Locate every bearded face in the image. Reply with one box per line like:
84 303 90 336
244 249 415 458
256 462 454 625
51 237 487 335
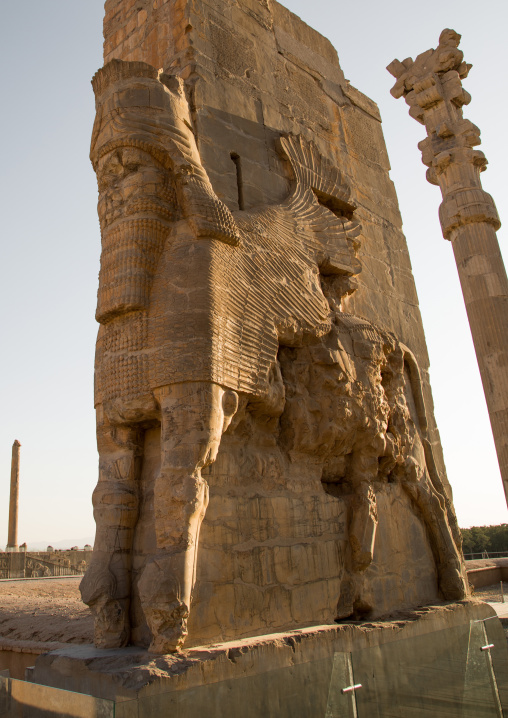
96 146 177 322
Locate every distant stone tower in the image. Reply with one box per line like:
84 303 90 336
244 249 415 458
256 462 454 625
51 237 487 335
6 440 21 552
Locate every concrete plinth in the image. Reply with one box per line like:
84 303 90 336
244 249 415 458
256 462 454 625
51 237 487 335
28 601 506 717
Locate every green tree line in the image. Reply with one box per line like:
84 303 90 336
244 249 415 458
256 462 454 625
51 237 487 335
461 524 508 556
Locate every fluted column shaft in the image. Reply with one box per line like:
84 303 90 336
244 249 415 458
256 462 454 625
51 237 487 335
451 222 508 496
388 29 508 505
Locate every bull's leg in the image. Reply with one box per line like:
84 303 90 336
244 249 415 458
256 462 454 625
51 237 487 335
138 381 238 654
401 457 467 600
335 481 378 620
347 443 382 571
80 407 142 648
336 444 381 620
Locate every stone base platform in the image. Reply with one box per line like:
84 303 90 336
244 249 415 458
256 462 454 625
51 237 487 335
25 601 507 717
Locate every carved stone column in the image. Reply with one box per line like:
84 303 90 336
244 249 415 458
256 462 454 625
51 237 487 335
7 440 21 551
388 29 508 506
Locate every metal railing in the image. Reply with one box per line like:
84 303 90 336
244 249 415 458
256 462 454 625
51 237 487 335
463 550 508 560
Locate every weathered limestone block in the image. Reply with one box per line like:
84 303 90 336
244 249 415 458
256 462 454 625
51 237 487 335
82 0 467 655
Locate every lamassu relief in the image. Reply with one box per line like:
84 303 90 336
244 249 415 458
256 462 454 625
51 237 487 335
80 58 467 655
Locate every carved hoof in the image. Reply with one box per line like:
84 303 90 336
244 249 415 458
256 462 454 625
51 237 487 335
80 566 130 648
335 576 355 620
351 549 374 572
147 605 189 654
90 596 130 649
335 604 354 621
439 561 468 601
138 559 190 654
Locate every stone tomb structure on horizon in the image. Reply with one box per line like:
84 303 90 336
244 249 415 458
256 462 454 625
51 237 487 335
80 0 468 656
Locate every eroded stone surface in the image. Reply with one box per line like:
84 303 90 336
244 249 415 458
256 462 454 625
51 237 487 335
82 1 467 654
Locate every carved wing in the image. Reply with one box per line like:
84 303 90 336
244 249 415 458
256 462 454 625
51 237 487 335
276 134 362 278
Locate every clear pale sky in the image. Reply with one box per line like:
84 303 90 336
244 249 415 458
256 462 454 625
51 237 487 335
0 1 506 547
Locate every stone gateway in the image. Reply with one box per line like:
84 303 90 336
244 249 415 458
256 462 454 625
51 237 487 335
81 0 467 655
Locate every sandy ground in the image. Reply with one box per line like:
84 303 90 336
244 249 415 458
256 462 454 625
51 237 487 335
0 573 506 647
0 577 93 644
472 583 508 604
465 558 508 571
465 558 508 604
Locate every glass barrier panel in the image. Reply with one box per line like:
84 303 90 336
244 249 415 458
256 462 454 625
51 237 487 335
324 651 358 718
463 619 503 717
1 617 507 717
115 656 336 718
0 676 115 718
352 621 475 718
113 697 138 718
483 615 508 712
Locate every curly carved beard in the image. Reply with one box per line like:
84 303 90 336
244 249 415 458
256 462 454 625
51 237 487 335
96 217 170 322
